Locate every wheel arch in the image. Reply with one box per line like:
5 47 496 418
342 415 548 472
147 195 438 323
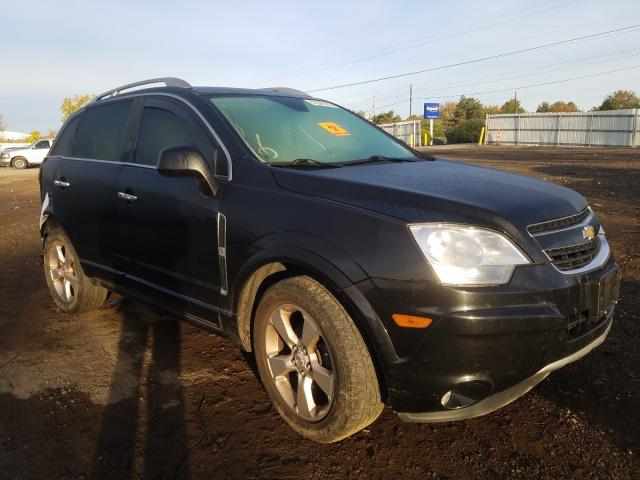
232 246 398 400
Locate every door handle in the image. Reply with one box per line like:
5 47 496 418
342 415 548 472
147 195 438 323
117 191 138 202
54 179 70 188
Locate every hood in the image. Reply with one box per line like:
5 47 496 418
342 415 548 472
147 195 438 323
271 158 587 233
6 147 29 156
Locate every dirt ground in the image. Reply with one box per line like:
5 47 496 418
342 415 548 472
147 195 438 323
0 145 639 480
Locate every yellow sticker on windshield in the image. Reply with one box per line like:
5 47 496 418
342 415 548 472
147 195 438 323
318 122 351 136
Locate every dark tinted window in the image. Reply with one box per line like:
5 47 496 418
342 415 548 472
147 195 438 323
135 107 212 166
50 116 80 156
74 101 133 161
35 140 50 149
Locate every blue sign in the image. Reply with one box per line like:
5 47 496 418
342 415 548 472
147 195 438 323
424 102 440 120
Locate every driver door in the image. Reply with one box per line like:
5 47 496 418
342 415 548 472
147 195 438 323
115 97 225 320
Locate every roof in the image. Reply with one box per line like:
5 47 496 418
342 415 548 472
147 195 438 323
193 86 313 98
87 78 315 108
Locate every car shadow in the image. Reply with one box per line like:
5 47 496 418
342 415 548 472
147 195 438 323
90 300 190 480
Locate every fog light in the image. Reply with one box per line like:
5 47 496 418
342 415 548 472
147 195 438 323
441 380 492 409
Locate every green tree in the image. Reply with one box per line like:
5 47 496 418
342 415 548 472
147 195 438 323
25 130 41 143
536 101 552 113
484 104 501 115
447 119 485 144
596 90 640 111
60 94 94 122
454 96 484 123
551 101 578 112
500 98 525 113
538 101 579 113
354 110 367 119
0 114 5 132
371 111 401 125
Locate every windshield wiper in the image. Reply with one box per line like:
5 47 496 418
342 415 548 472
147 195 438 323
338 155 418 166
270 158 342 168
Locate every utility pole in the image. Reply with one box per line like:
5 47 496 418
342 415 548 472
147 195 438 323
514 91 518 113
371 96 376 119
409 84 413 117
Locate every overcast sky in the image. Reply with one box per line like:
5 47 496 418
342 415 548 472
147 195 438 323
2 0 640 133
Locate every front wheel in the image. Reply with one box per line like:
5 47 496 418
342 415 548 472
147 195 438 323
43 228 108 313
12 157 28 169
253 276 383 443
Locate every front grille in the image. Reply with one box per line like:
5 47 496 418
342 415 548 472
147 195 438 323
528 208 590 234
545 237 600 271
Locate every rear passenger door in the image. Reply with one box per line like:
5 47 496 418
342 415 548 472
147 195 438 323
51 99 134 281
115 97 225 317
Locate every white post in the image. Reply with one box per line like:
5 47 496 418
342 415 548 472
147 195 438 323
484 114 489 145
429 119 434 145
632 108 638 147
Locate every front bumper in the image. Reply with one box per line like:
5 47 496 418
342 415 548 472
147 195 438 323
397 312 612 422
0 158 11 167
362 253 621 419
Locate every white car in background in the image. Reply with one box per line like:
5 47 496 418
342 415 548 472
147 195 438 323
0 139 54 168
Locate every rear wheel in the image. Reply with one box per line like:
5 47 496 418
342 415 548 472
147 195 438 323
253 276 383 443
12 157 28 169
44 228 108 313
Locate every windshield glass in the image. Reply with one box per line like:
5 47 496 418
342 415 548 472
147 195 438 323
208 95 416 165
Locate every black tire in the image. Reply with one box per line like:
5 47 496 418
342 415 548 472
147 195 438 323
12 157 28 169
253 276 383 443
43 227 108 313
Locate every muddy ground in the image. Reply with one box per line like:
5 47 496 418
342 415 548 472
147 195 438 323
0 145 639 479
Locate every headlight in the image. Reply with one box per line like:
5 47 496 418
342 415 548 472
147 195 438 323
409 224 530 286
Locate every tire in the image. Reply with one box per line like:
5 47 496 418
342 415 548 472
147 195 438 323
12 157 28 169
43 227 108 313
253 276 383 443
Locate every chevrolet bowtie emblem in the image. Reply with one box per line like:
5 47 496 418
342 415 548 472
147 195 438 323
582 225 596 241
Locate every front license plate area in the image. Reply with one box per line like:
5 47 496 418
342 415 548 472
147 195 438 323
585 269 620 321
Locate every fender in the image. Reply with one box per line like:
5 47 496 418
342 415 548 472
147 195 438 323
245 230 370 286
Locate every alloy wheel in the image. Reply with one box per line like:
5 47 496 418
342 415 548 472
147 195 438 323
47 242 78 303
263 304 336 421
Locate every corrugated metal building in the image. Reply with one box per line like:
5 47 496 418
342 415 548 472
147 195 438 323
485 109 639 147
378 120 423 147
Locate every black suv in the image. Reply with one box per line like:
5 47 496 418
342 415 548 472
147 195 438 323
40 78 620 442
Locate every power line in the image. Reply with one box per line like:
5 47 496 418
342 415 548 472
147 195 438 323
340 48 640 110
344 47 640 110
362 64 640 111
253 0 579 85
307 24 640 93
419 64 640 100
413 48 640 94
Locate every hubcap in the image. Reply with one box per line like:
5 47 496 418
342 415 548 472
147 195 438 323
47 242 77 303
264 304 335 421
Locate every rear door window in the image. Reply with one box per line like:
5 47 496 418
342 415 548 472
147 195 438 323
50 116 80 157
73 100 133 161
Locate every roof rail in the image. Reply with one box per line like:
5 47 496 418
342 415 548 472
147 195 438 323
91 77 192 103
262 87 310 97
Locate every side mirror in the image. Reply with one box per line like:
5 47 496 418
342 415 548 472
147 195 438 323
157 145 220 196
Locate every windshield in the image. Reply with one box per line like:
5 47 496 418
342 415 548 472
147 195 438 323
208 95 417 165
